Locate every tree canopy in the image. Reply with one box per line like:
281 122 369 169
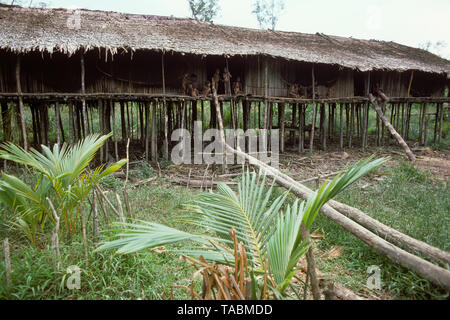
252 0 285 31
187 0 220 23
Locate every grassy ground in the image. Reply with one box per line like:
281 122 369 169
0 169 201 300
311 162 449 300
1 160 448 300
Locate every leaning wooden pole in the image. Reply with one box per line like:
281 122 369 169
211 89 450 291
15 56 27 150
369 94 415 161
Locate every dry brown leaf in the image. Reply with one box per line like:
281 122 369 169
311 231 324 240
324 245 344 259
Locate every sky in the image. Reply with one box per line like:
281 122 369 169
32 0 450 59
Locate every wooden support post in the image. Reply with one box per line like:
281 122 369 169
320 103 326 151
55 102 61 147
43 103 49 146
369 94 415 161
420 103 427 145
243 100 249 132
263 58 269 150
402 103 407 139
433 103 439 144
349 103 354 148
309 65 317 154
15 56 27 150
111 100 118 161
438 103 444 144
162 52 169 158
299 104 304 153
1 102 10 142
279 103 285 153
120 102 126 141
80 53 88 137
99 100 104 161
362 73 370 152
339 103 344 150
145 102 150 162
68 102 74 146
31 104 38 145
151 101 158 161
291 103 296 143
406 103 412 141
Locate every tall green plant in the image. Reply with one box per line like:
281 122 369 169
0 133 127 244
99 156 386 298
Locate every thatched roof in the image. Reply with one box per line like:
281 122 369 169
1 4 449 74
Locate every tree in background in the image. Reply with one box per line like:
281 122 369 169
252 0 285 31
0 0 49 8
419 40 448 59
187 0 220 23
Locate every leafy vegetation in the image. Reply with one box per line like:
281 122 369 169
98 157 385 298
0 134 126 244
187 0 220 23
313 162 449 300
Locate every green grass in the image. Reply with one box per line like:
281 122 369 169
1 160 449 300
312 162 449 300
0 180 201 300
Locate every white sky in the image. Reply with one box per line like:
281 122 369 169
43 0 450 59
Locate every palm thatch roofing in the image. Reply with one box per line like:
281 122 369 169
1 4 449 74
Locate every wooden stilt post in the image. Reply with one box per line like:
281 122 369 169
120 102 126 141
80 53 88 137
362 73 370 152
15 56 27 150
43 103 49 146
339 103 344 150
145 102 150 162
151 101 158 161
438 103 444 144
349 103 354 148
402 103 407 139
161 51 169 158
320 103 326 150
291 103 296 143
406 103 412 141
433 103 439 144
279 103 285 153
299 104 304 153
55 102 61 147
309 65 317 154
1 102 11 142
263 58 269 150
31 104 38 146
98 100 104 161
111 100 118 161
68 102 74 146
420 103 426 145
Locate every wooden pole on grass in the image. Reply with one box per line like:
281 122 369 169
3 238 12 287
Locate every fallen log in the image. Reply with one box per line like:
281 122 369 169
320 279 366 300
211 88 450 291
328 199 450 267
171 177 237 188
